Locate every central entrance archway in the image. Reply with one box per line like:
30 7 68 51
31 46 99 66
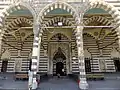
53 47 66 76
48 33 71 75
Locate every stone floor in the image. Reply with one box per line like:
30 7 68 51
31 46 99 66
0 73 120 90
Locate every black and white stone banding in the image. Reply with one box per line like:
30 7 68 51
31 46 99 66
30 24 40 90
75 26 88 90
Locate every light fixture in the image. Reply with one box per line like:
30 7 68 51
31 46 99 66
58 22 63 26
72 57 77 60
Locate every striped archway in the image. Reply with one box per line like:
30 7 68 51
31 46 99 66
0 2 35 27
4 17 33 40
85 0 120 42
83 16 117 39
44 16 74 26
1 17 33 64
6 17 33 30
37 1 78 25
86 0 120 25
42 16 75 34
84 16 113 26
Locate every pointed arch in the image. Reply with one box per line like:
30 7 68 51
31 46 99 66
53 47 66 61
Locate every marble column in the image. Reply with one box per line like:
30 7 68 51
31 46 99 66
29 24 40 90
75 26 88 90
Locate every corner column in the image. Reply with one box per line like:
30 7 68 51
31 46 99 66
75 26 88 90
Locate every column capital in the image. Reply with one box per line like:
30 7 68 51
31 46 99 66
33 23 40 36
75 25 84 33
75 27 83 38
77 25 84 29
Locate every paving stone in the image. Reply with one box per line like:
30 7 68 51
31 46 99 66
0 73 120 90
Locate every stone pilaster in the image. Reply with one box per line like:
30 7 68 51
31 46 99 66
75 26 88 90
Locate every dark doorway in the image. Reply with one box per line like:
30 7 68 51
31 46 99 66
53 47 66 75
114 59 120 72
56 62 64 76
1 60 8 72
85 58 91 73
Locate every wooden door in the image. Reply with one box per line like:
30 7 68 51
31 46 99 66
1 60 8 72
114 59 120 72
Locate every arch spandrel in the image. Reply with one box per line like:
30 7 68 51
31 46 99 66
84 49 91 59
111 47 120 58
1 49 11 59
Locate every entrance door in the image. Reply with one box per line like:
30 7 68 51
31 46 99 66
114 60 120 72
85 58 91 73
56 62 64 76
1 60 8 72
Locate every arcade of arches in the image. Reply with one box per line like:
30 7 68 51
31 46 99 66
1 0 120 89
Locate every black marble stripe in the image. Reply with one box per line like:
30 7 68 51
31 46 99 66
33 45 38 48
32 62 37 66
32 56 37 59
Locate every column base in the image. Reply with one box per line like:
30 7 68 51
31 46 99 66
78 80 89 90
32 78 38 90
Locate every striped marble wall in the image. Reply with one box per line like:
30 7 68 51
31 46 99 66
39 32 48 74
0 15 119 74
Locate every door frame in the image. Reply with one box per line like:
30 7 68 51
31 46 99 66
48 42 71 75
